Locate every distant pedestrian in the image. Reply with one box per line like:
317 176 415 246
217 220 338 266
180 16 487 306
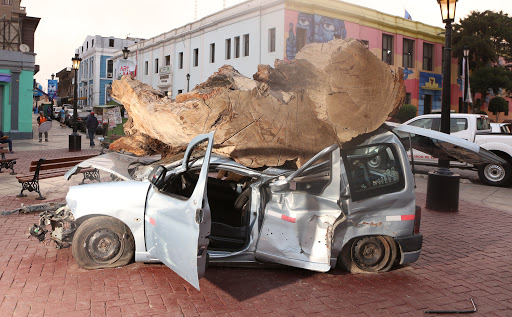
59 106 66 127
0 131 14 153
37 112 49 142
86 111 99 147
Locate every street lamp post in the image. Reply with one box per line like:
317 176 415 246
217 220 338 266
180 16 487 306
69 53 82 152
426 0 460 211
51 73 55 80
463 46 470 113
186 73 191 92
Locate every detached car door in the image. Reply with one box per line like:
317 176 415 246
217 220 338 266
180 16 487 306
393 125 506 165
255 145 344 272
144 132 214 290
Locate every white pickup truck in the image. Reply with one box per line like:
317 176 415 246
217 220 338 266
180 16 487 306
403 114 512 187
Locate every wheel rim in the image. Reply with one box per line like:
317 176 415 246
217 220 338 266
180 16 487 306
484 164 505 182
352 236 390 272
85 229 124 264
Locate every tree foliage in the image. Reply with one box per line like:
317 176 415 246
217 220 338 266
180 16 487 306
470 66 512 96
452 10 512 69
488 96 509 122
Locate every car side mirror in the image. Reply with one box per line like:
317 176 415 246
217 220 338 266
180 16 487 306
150 166 167 188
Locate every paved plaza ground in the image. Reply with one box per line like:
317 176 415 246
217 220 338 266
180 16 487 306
0 116 511 316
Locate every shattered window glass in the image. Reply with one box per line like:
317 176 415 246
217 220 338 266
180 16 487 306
343 144 405 201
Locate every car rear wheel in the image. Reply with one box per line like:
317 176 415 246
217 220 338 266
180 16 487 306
339 235 397 273
72 216 134 269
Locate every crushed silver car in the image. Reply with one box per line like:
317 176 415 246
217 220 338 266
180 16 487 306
30 126 505 290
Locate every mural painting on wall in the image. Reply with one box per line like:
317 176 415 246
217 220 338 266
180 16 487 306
285 11 347 60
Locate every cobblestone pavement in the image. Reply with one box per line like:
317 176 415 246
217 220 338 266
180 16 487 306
0 192 510 316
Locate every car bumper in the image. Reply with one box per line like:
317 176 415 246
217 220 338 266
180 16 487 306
395 234 423 265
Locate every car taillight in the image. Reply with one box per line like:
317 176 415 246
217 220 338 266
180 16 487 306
414 205 421 234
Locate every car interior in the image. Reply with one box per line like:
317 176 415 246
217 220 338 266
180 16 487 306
158 165 257 252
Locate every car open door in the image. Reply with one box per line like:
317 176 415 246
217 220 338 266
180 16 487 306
255 145 344 272
144 132 214 290
393 125 506 165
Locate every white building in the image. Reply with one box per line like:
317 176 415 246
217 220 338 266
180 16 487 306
76 35 143 106
111 0 285 98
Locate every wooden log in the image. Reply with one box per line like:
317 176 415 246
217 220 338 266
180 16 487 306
111 38 405 168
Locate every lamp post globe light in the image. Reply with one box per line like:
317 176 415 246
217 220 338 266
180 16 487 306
69 53 82 152
51 73 55 80
186 73 191 92
426 0 460 212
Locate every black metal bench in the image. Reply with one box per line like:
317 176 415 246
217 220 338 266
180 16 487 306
0 144 16 175
16 154 100 200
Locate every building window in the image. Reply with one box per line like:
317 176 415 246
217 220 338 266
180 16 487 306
243 34 250 57
178 89 183 94
86 42 88 50
210 43 215 63
179 52 183 69
234 36 240 58
107 60 113 78
269 28 276 52
155 58 159 73
403 38 414 68
165 55 171 66
382 34 394 65
144 61 148 75
296 28 307 53
92 39 94 47
2 0 12 5
193 48 199 67
423 43 434 71
226 39 232 60
109 39 114 47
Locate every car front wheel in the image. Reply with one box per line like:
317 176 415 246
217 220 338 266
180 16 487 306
339 235 397 273
72 216 134 269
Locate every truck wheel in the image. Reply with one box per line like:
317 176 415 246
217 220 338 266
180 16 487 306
72 216 134 269
478 162 512 187
338 236 397 273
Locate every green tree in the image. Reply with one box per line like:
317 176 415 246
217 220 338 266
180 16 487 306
452 10 512 68
470 66 512 113
488 96 509 122
452 11 512 113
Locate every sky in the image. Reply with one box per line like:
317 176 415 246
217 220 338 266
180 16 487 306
23 0 512 91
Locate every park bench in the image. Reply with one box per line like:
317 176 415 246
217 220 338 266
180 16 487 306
0 144 16 175
100 134 123 153
16 154 100 200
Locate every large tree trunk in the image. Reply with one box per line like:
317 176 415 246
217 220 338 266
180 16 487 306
111 38 405 168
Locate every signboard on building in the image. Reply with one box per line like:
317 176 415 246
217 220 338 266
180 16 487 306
116 60 136 79
48 80 58 100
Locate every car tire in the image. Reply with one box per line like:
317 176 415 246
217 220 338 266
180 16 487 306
478 160 512 187
338 235 397 273
72 216 134 270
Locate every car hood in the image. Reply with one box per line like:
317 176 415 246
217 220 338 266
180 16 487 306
66 181 151 219
64 152 160 181
393 125 507 164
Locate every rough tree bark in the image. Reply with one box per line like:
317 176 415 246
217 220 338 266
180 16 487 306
111 38 405 168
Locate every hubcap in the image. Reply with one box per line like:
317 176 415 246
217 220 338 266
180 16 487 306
484 164 505 182
86 229 123 263
352 236 390 272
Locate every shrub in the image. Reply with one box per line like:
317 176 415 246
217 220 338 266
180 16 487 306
488 96 509 122
394 104 417 123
